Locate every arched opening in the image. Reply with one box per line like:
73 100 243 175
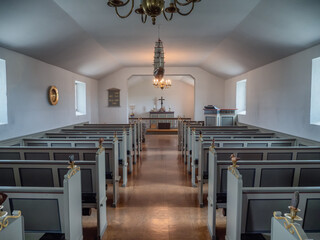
127 75 195 120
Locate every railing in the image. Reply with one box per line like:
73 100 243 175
129 117 191 129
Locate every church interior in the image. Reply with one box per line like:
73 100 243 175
1 1 320 240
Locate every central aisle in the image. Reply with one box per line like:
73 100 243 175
84 135 225 239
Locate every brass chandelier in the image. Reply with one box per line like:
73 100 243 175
107 0 201 25
153 78 172 90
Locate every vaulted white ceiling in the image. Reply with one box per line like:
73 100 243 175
0 0 320 80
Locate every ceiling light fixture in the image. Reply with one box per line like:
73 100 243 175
152 27 171 90
107 0 201 25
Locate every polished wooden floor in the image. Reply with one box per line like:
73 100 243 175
83 135 226 240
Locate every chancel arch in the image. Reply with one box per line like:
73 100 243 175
127 75 195 119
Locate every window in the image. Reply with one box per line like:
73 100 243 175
310 57 320 125
0 59 8 125
236 79 247 115
75 81 86 116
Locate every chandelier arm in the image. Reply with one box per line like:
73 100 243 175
115 0 134 18
176 1 194 16
141 14 147 23
175 0 192 7
163 10 174 21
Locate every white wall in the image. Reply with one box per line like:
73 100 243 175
98 67 224 123
128 77 194 118
0 47 99 141
224 44 320 142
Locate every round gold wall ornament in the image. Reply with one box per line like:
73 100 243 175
48 86 59 105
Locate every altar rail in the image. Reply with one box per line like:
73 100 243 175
129 117 191 130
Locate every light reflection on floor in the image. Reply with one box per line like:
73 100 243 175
83 135 226 240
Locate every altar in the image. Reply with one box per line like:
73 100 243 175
150 111 174 129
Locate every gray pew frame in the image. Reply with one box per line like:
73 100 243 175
192 137 297 187
182 125 258 157
202 146 320 207
184 131 275 171
21 137 126 188
79 122 143 150
0 168 83 240
0 142 120 206
72 123 140 158
0 147 108 239
223 167 320 240
45 130 132 176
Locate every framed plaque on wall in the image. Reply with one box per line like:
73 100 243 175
108 88 120 107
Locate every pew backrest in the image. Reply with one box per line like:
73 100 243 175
0 168 83 239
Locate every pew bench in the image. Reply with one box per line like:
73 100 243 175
0 144 121 204
184 132 276 169
221 167 320 240
21 137 128 187
73 123 141 154
202 147 320 208
44 131 135 174
0 167 83 240
191 138 297 187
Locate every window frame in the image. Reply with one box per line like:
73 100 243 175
236 79 247 115
0 58 8 125
75 80 86 116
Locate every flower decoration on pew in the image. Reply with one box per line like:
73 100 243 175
0 193 21 232
230 154 240 169
99 138 104 149
228 154 240 178
67 155 80 179
285 191 303 223
211 139 216 148
273 192 303 236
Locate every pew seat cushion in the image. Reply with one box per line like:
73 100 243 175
203 172 208 180
40 233 65 240
119 159 123 165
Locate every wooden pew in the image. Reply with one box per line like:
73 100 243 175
44 131 133 178
25 136 128 187
192 137 297 186
182 125 252 157
201 146 320 208
222 166 320 240
184 130 275 170
0 147 108 238
185 131 276 173
0 166 83 240
76 123 141 154
178 120 204 152
0 141 121 201
21 137 127 188
48 127 136 169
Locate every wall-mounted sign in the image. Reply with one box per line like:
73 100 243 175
48 86 59 105
108 88 120 107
